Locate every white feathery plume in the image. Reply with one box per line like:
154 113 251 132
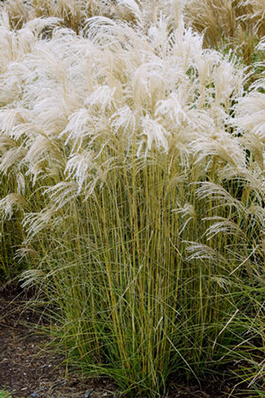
236 88 265 141
0 146 26 174
148 16 172 56
59 108 97 152
172 203 196 217
247 203 265 227
25 163 46 186
242 132 265 171
155 91 189 128
139 115 171 156
0 62 30 106
17 171 26 196
131 60 166 110
25 135 62 168
185 242 228 265
212 57 244 108
0 108 31 136
196 182 246 213
64 150 96 193
23 206 59 240
117 0 143 24
0 193 27 220
0 25 19 68
203 217 245 241
172 203 197 236
0 135 17 155
192 130 246 170
84 85 117 112
44 181 80 209
171 25 203 71
84 16 122 47
24 17 59 36
110 105 136 135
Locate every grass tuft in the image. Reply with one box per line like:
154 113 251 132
0 1 264 396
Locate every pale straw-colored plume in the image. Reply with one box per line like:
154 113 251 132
0 193 27 220
0 2 254 240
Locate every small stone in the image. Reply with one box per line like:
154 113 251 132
84 388 94 397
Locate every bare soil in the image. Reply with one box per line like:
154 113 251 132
0 287 257 398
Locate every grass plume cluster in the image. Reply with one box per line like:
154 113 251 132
183 0 265 77
0 0 264 396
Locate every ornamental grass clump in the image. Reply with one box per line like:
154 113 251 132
0 1 264 395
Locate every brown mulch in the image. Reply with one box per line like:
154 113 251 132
0 287 257 398
0 288 119 398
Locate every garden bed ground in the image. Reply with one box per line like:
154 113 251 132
0 288 254 398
